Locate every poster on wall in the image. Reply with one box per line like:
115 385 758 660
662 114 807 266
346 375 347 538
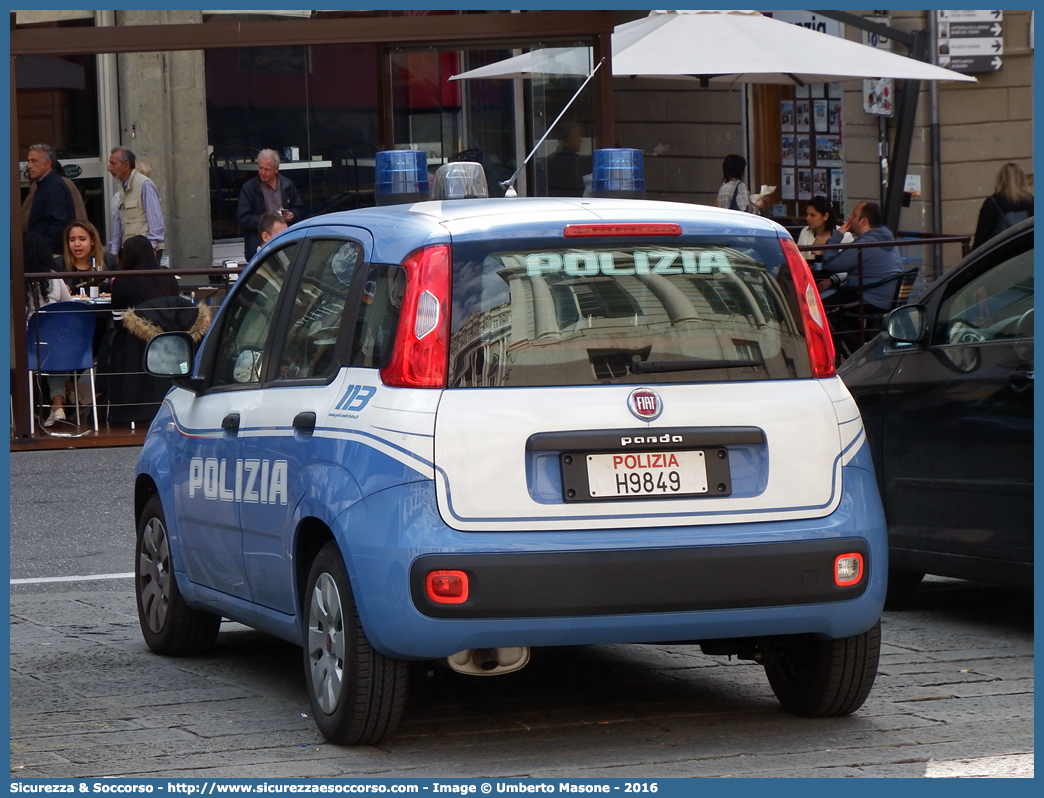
828 100 842 133
781 100 794 132
812 168 829 198
781 166 795 200
815 135 842 167
810 83 826 99
831 169 845 204
795 84 810 98
781 135 795 164
795 100 811 132
796 137 811 166
828 82 843 98
797 168 813 201
813 99 829 133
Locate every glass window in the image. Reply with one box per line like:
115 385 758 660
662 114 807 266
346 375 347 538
276 239 362 381
448 236 810 387
932 246 1034 346
210 244 298 388
350 264 407 369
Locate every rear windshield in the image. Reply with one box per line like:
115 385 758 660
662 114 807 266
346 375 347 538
449 235 811 387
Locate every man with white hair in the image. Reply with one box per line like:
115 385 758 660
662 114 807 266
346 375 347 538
236 148 304 260
25 143 75 254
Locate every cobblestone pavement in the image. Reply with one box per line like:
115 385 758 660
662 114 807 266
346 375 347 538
9 578 1033 778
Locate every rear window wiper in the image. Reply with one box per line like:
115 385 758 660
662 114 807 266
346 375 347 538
630 358 765 374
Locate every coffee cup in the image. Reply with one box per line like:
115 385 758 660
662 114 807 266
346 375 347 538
89 286 100 299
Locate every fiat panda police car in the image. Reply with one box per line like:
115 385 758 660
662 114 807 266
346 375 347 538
135 151 886 745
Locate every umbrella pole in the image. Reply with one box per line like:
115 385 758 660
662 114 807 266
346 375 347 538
501 58 605 191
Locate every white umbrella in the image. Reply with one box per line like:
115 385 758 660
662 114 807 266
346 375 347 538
452 10 976 85
450 47 590 81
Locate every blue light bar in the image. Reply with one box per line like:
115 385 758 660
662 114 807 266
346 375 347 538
375 150 430 205
590 148 645 199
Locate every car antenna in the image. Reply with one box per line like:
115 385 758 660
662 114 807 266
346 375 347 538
501 57 605 196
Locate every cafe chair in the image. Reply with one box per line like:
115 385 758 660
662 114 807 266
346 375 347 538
26 301 99 435
829 266 921 362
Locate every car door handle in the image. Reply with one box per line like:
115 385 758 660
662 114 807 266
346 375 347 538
1008 365 1034 390
293 411 316 434
221 413 241 435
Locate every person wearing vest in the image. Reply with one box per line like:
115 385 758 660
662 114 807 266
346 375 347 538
107 146 166 260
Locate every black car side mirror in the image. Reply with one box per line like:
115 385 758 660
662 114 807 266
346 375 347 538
884 305 927 343
144 331 205 394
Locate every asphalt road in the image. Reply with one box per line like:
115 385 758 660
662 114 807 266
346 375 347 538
8 447 1035 778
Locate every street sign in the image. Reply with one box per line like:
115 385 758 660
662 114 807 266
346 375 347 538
936 10 1004 73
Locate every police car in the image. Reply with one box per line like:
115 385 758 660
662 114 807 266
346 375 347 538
135 151 886 745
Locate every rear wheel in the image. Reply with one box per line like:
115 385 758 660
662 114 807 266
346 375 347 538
763 622 880 717
135 494 221 655
303 542 409 745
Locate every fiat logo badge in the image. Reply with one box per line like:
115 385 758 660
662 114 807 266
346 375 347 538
627 388 662 421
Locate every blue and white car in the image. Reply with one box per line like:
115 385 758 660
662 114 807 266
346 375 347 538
136 194 886 744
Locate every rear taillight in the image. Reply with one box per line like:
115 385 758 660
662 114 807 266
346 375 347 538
380 244 451 388
780 238 835 378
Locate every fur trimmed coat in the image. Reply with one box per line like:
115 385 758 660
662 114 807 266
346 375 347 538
100 297 212 424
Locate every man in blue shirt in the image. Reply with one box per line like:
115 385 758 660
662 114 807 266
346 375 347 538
817 201 903 311
26 144 74 255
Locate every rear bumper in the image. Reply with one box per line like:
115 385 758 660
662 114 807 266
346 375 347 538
335 461 886 659
410 538 868 619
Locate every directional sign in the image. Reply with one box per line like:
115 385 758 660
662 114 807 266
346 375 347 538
938 55 1004 73
937 10 1002 22
936 10 1003 73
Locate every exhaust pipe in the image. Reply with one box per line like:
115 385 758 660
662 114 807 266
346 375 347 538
446 646 530 676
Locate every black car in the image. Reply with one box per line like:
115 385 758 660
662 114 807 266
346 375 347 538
839 217 1033 596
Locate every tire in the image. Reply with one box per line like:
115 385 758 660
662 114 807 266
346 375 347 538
885 570 924 609
303 542 409 745
135 494 221 655
763 621 881 718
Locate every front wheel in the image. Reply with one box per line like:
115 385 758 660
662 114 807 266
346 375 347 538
303 542 409 745
763 622 881 717
135 494 221 655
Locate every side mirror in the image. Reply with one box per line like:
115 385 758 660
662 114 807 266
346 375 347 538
144 332 205 393
885 305 927 343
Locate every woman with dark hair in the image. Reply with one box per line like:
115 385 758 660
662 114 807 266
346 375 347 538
102 235 211 425
796 196 853 265
58 220 117 295
110 235 179 310
972 162 1034 250
23 232 75 427
715 154 767 214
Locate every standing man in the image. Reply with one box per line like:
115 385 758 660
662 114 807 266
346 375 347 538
817 201 903 312
237 149 304 260
25 144 75 255
22 153 87 237
108 146 166 259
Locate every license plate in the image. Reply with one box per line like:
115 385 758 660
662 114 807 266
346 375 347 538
586 450 708 498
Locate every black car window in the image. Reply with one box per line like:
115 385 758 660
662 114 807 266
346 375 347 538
349 263 407 369
932 245 1034 346
274 239 361 381
209 244 298 388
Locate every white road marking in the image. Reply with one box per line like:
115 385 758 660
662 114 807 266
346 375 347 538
10 572 135 585
925 753 1034 778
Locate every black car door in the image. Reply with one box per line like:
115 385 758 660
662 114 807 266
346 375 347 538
881 233 1033 573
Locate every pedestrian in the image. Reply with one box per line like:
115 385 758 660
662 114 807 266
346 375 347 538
23 232 74 428
236 148 304 260
24 144 76 255
21 153 87 236
715 154 765 214
58 220 117 295
258 211 289 250
972 162 1034 251
817 201 903 311
107 146 166 260
796 195 852 266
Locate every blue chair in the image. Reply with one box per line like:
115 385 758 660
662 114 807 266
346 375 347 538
26 301 99 434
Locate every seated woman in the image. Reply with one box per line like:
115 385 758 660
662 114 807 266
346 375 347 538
796 195 853 269
101 236 211 424
58 220 117 295
23 232 74 428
